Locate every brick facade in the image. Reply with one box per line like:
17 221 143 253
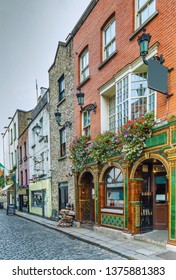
73 0 176 138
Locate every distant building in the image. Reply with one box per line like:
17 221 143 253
2 109 32 209
28 88 52 218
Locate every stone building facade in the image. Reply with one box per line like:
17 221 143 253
49 39 75 215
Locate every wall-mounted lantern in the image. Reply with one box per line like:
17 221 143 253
137 29 173 97
33 123 48 142
54 110 72 128
76 89 97 113
137 29 165 65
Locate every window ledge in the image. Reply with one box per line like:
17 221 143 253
129 11 159 41
101 208 123 214
57 97 66 107
98 50 117 70
77 76 90 90
58 155 67 161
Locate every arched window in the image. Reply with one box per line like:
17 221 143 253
105 167 124 208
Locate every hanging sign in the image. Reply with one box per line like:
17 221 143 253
148 59 168 94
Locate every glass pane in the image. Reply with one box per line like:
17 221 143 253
149 0 155 16
141 7 148 24
131 97 147 119
138 0 147 9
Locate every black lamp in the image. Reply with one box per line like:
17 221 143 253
137 29 165 65
76 89 84 107
76 89 97 113
54 110 72 128
33 123 48 142
137 29 151 65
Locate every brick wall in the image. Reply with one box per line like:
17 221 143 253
73 0 176 138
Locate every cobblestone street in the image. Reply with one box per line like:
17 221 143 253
0 210 127 260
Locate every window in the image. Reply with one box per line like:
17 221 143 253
10 129 13 144
80 48 89 82
21 171 23 186
31 190 43 207
83 110 90 136
24 141 27 159
60 128 66 157
14 123 16 140
58 75 65 102
116 73 155 130
106 167 124 208
25 169 28 186
109 95 116 132
136 0 156 28
19 146 22 162
59 182 68 210
40 152 44 172
11 152 14 168
103 18 116 60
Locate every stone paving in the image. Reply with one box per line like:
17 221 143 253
0 210 127 260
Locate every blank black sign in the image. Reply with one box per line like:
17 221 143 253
7 204 15 215
148 59 168 94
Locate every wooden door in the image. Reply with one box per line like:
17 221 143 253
153 175 168 230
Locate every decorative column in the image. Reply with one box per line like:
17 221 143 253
73 171 80 222
129 178 143 235
93 165 100 225
164 147 176 246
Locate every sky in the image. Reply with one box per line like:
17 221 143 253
0 0 91 163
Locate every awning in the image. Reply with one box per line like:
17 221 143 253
0 184 13 192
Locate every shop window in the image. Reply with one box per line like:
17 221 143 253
58 74 65 102
105 167 124 208
103 18 116 61
59 182 68 210
80 48 89 82
31 190 42 207
136 0 156 28
83 110 90 136
60 127 66 157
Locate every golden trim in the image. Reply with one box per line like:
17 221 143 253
130 153 169 179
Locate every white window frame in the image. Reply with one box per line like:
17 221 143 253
100 45 158 133
82 110 90 136
135 0 156 29
103 18 116 61
80 48 89 82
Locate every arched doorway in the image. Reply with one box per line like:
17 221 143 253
79 172 95 223
133 157 168 230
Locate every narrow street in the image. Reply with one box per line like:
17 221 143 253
0 210 127 260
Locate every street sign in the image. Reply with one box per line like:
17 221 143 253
148 59 168 94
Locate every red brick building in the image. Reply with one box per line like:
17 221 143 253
72 0 176 248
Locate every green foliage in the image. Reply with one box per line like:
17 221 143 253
69 136 90 172
89 131 119 163
69 112 154 172
119 112 154 162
